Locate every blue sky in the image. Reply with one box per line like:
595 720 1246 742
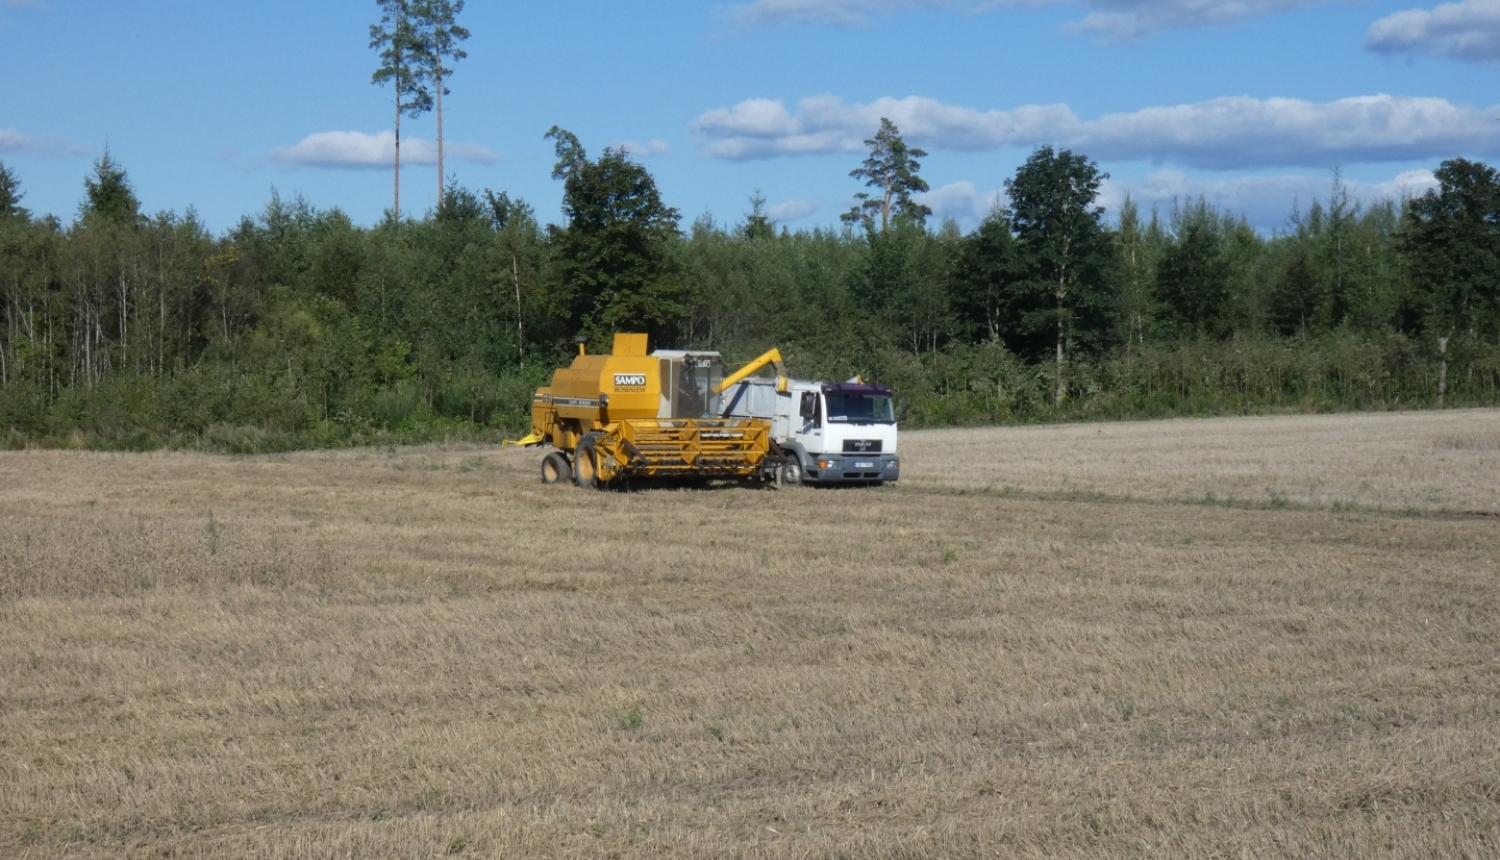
2 0 1497 235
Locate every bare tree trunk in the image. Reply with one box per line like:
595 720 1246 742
436 69 445 207
80 304 89 390
882 176 892 231
96 318 108 384
1055 273 1068 406
117 271 127 373
159 260 166 376
393 89 402 220
1054 244 1071 407
512 251 524 366
1437 335 1449 407
1056 311 1065 406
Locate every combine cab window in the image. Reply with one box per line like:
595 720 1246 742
670 356 723 418
825 393 895 424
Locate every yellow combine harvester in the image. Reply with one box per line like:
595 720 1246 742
515 333 784 488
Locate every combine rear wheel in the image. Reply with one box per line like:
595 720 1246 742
574 433 604 489
540 451 572 485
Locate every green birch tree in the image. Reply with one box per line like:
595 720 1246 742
544 127 684 344
1005 146 1116 403
1399 157 1500 402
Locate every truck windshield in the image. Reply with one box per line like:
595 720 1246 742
824 394 894 424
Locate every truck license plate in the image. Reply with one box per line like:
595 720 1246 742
855 461 874 468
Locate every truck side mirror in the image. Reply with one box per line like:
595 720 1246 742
899 396 910 423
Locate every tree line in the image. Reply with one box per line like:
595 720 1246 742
0 120 1498 452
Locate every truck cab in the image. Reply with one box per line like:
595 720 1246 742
722 377 900 486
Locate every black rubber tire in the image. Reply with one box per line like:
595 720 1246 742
574 432 603 489
779 457 804 487
540 451 572 485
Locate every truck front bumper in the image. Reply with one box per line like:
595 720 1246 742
804 454 900 484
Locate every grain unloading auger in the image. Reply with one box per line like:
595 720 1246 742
514 333 786 488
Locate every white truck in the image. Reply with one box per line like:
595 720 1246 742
720 373 901 487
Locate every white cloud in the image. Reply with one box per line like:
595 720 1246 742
270 131 497 169
1366 0 1500 62
766 199 821 221
0 127 89 156
693 93 1500 169
1080 95 1497 168
1061 0 1322 43
729 0 953 28
916 180 1007 224
728 0 1329 40
613 139 674 158
1099 169 1439 232
0 0 42 33
692 94 1074 160
444 141 501 164
841 168 1436 234
1373 168 1441 199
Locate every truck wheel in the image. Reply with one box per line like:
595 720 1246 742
779 457 803 487
540 451 571 485
574 433 603 489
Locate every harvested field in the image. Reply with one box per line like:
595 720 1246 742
2 409 1498 858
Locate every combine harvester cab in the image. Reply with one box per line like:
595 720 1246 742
524 333 774 488
721 374 901 487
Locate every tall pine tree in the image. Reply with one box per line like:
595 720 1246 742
370 0 433 220
842 118 931 232
411 0 469 207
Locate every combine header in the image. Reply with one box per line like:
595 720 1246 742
516 333 779 488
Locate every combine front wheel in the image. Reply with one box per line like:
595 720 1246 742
540 451 572 485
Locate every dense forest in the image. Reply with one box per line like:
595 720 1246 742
1 125 1498 452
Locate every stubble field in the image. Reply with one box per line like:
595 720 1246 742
2 409 1498 858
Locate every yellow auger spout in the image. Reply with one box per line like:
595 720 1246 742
716 347 784 394
501 431 546 448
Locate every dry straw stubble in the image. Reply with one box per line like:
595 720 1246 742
2 410 1499 858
